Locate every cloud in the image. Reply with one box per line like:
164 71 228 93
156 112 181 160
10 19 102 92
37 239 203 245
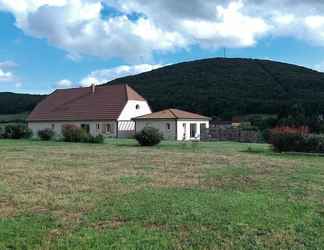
313 62 324 72
56 79 74 88
0 61 20 84
80 64 163 86
1 0 324 61
0 60 18 69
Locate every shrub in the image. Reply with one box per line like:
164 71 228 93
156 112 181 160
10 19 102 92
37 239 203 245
86 134 104 144
135 127 163 146
262 129 271 143
62 124 87 142
4 124 33 139
270 128 324 153
270 131 304 152
0 126 4 139
62 124 104 144
271 126 309 135
38 129 55 141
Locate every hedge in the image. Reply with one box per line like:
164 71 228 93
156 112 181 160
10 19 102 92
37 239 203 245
2 124 32 139
62 124 104 144
270 130 324 153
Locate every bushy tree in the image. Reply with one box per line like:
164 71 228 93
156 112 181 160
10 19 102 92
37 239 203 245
38 129 55 141
62 125 87 142
0 126 4 139
270 127 324 153
135 127 163 146
4 124 32 139
62 125 104 144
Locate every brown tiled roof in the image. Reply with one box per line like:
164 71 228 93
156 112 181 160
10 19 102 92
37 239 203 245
27 84 146 122
133 109 211 120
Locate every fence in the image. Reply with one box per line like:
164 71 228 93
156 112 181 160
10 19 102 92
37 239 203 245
201 127 261 143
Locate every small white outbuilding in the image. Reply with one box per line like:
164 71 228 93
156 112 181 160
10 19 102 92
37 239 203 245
133 109 211 141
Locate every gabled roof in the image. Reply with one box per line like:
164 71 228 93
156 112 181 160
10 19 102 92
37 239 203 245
133 109 211 120
27 84 146 122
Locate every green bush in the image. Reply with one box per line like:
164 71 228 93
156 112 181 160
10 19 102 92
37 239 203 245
62 125 104 144
4 124 32 139
0 126 4 139
135 127 163 146
62 124 87 142
86 134 104 144
38 129 55 141
270 131 324 153
261 129 271 143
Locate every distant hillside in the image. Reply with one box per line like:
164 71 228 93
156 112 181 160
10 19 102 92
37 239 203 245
0 92 44 115
109 58 324 118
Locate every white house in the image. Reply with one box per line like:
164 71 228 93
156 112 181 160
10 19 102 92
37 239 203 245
27 84 151 138
133 109 211 141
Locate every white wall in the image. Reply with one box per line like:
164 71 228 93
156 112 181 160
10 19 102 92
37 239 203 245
28 121 117 138
118 100 151 122
176 120 209 141
135 120 177 140
117 100 151 138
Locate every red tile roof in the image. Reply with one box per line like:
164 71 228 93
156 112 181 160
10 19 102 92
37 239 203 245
27 84 146 122
133 109 211 120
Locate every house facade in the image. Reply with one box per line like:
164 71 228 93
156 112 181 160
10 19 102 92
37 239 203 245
133 109 211 141
27 84 151 138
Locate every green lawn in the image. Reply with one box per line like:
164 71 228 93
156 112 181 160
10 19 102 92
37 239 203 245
0 139 324 249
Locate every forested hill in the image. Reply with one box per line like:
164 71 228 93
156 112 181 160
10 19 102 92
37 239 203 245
1 58 324 119
108 58 324 118
0 92 44 115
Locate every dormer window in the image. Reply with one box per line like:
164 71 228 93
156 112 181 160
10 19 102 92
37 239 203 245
136 104 140 110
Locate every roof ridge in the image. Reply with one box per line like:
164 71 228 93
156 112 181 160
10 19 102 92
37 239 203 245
124 84 130 101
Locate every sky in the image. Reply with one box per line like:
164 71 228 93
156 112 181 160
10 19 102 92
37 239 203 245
0 0 324 94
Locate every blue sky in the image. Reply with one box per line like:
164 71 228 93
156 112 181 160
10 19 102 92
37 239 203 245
0 0 324 94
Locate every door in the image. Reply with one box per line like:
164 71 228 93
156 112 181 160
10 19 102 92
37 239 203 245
190 123 197 138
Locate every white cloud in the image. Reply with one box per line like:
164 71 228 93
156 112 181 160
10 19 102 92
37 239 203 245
314 62 324 72
0 68 14 82
181 1 269 48
0 60 18 69
305 16 324 29
56 79 74 88
1 0 324 61
80 64 163 86
0 61 19 84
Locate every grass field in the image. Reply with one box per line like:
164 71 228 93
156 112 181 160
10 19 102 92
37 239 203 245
0 139 324 249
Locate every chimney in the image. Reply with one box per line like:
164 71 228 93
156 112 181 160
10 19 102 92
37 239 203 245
91 84 95 95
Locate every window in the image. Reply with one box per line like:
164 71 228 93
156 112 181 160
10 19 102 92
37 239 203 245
81 124 90 134
166 123 171 130
136 104 140 110
104 124 112 133
51 124 55 130
96 123 100 130
190 123 197 138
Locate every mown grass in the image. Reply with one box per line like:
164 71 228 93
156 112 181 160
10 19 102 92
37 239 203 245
0 139 324 249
